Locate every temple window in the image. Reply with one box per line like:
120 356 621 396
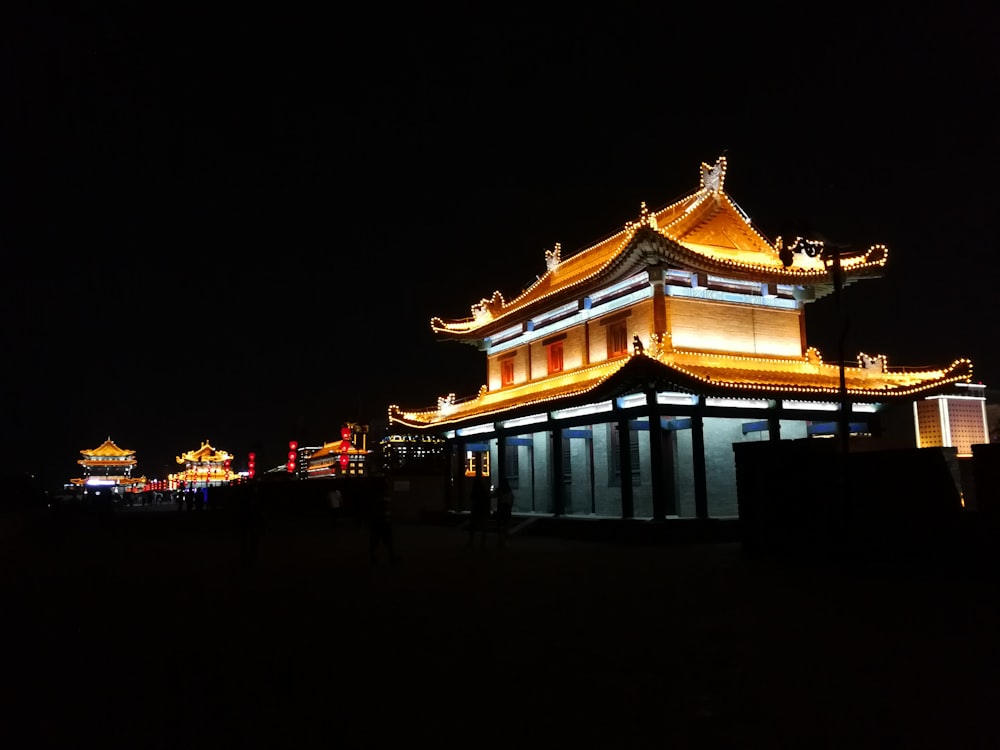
546 340 564 374
608 319 628 358
501 358 515 386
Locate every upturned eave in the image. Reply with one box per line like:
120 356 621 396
388 351 972 432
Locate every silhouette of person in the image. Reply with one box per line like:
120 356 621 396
467 476 490 547
369 480 399 564
495 477 514 548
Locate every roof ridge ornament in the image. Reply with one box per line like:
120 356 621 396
624 201 659 235
471 290 505 322
544 242 562 271
437 393 457 416
700 155 727 197
858 352 888 373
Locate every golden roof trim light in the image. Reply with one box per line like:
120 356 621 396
388 349 974 430
309 440 368 458
79 437 136 459
175 440 233 465
430 156 888 337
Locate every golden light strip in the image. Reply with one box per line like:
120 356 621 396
430 158 889 336
390 354 973 428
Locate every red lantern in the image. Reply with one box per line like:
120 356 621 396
289 440 298 451
287 461 295 472
248 452 256 479
340 427 351 441
339 454 349 469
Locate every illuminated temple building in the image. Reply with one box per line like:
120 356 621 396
170 440 236 488
70 437 144 490
388 156 975 520
304 426 372 479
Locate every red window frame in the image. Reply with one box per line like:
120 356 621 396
547 341 564 374
608 320 628 358
501 358 515 386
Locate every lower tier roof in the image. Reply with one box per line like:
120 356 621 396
388 350 973 431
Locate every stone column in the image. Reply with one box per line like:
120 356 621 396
497 433 507 480
768 412 782 442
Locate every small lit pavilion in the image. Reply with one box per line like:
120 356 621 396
171 440 237 488
389 156 974 520
70 437 144 490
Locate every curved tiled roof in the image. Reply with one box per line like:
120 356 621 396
431 156 887 339
388 350 972 431
176 441 232 464
80 438 135 458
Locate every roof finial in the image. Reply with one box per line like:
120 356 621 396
700 155 727 196
545 242 561 271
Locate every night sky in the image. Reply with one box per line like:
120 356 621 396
3 5 999 491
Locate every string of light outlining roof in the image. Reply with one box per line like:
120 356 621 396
402 156 971 435
430 156 889 337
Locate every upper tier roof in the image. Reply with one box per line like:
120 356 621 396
80 438 135 458
431 156 887 340
176 441 232 464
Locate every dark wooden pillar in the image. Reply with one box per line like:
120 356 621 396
550 426 564 516
647 392 666 521
497 433 507 481
648 265 667 340
768 413 782 442
454 439 467 512
691 408 708 520
443 438 455 512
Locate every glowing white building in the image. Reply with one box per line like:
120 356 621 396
914 384 989 457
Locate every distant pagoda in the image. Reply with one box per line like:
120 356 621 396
171 440 236 488
303 425 372 479
70 437 144 489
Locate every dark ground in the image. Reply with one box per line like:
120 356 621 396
1 505 998 749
